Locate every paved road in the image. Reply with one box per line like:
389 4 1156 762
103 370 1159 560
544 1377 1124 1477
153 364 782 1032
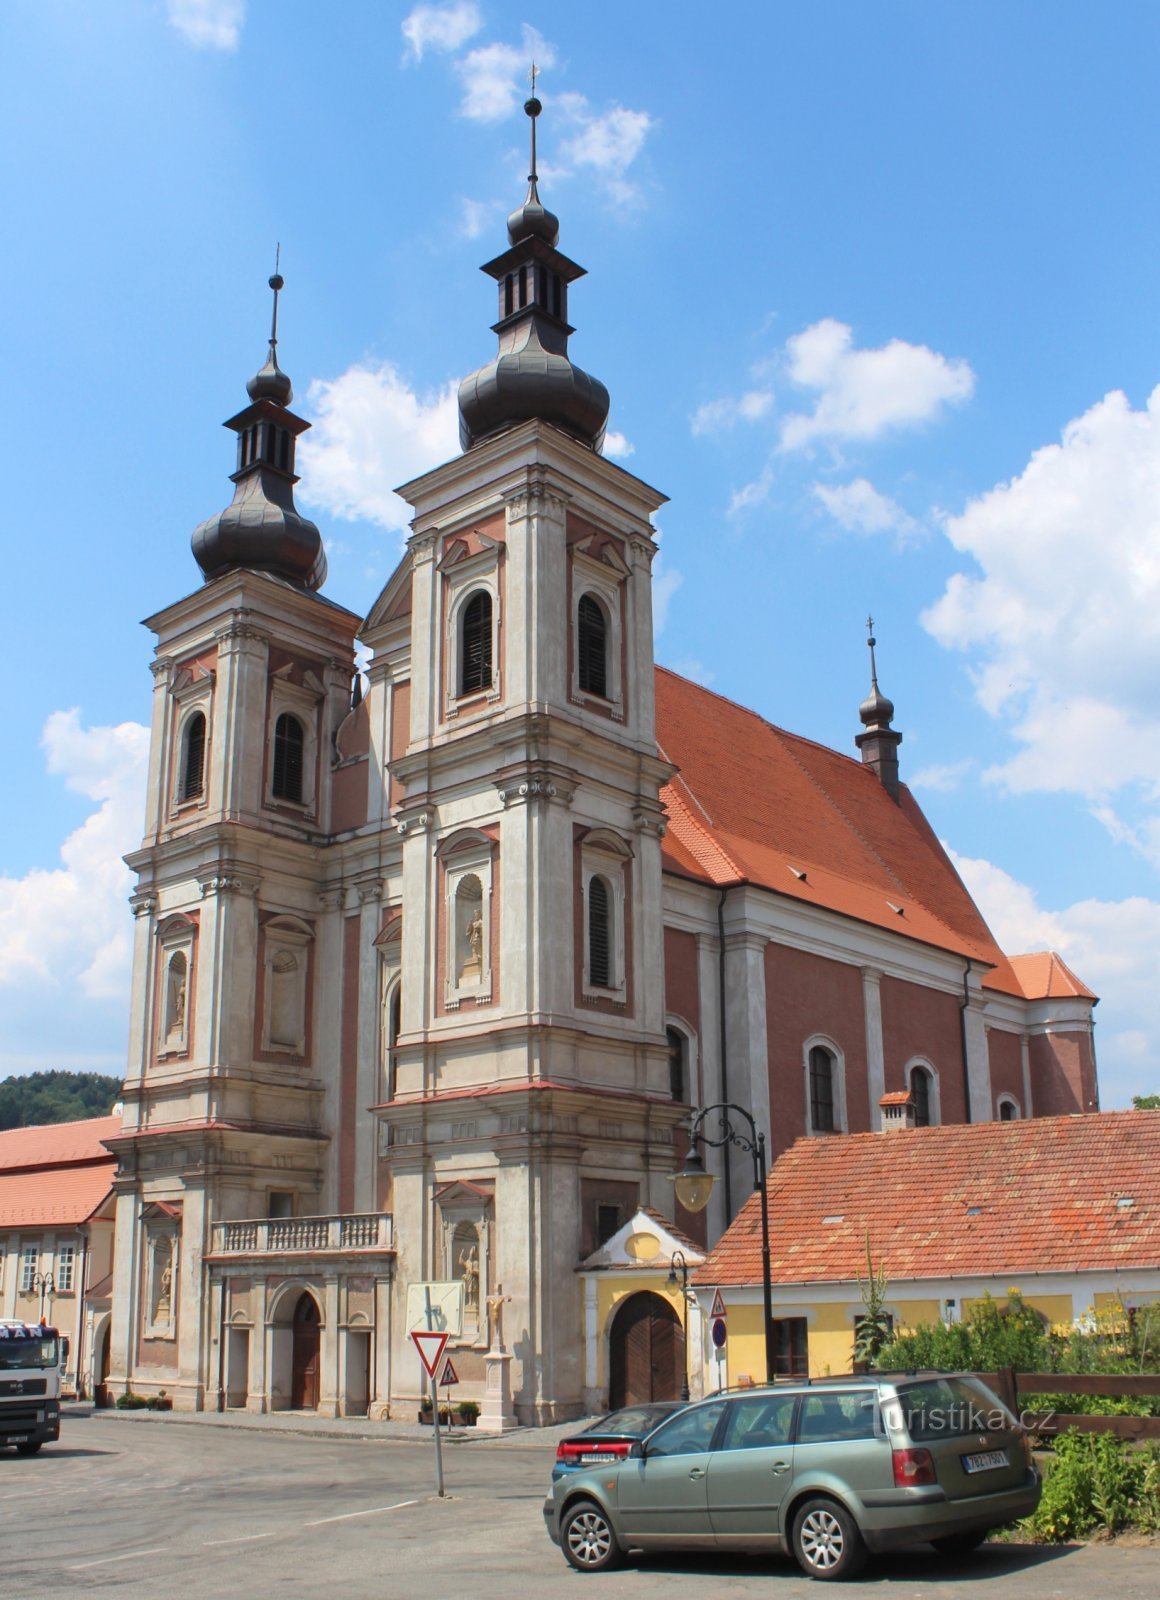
1 1413 1156 1599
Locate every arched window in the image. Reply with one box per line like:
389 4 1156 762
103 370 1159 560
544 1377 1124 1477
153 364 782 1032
667 1027 687 1102
384 984 401 1100
809 1045 836 1133
577 594 608 698
180 712 206 802
999 1097 1020 1121
460 591 493 695
272 713 305 802
910 1066 932 1127
587 875 611 988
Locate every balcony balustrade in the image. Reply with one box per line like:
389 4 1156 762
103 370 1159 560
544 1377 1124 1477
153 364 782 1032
210 1212 393 1257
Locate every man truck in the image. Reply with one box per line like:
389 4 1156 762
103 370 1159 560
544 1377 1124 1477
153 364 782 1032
0 1320 61 1454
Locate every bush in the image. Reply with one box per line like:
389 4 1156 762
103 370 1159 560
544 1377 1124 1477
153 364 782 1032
115 1392 151 1410
1026 1431 1160 1541
876 1289 1049 1373
456 1400 480 1423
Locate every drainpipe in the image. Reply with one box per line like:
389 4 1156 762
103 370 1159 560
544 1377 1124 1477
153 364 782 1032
717 887 733 1221
216 1270 227 1411
959 962 973 1123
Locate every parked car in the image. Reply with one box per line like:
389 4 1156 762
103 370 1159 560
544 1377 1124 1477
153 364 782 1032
552 1402 689 1482
543 1373 1040 1580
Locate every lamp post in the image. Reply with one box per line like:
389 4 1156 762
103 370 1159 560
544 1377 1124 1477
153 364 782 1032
34 1269 56 1322
672 1103 775 1385
666 1249 691 1402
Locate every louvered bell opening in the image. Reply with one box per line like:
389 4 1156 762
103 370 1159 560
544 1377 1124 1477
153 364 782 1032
577 594 608 698
272 713 305 803
588 876 611 988
181 712 206 801
460 591 493 695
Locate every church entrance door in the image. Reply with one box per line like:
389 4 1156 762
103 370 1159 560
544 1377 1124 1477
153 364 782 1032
608 1291 683 1408
290 1293 321 1410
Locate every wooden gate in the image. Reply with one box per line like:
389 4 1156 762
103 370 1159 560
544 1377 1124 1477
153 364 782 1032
290 1293 321 1410
609 1292 683 1408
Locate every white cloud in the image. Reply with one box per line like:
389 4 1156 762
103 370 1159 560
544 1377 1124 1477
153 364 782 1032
603 429 634 459
0 712 148 1000
458 197 498 238
298 362 460 533
652 555 683 636
167 0 244 51
947 846 1160 1109
923 387 1160 853
780 318 974 451
727 464 774 517
556 100 654 203
455 28 556 122
691 390 773 437
663 656 715 686
401 1 481 62
910 759 973 793
812 476 920 540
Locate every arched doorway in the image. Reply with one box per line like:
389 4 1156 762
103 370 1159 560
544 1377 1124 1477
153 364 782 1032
290 1293 321 1410
608 1291 683 1408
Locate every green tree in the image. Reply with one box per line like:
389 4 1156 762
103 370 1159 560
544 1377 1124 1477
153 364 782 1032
1132 1093 1160 1110
0 1071 121 1131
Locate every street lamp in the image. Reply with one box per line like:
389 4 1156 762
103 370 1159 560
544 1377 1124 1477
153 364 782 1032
34 1270 56 1322
672 1102 776 1385
665 1249 691 1402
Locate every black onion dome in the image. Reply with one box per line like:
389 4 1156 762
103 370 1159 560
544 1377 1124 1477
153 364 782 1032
246 348 293 407
507 178 559 247
458 322 609 452
859 682 896 728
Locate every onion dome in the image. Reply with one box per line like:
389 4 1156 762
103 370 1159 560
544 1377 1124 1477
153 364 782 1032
458 94 609 453
191 269 327 592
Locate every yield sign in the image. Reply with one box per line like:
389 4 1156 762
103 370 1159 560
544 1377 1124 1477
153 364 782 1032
710 1288 727 1320
439 1357 460 1387
411 1328 450 1379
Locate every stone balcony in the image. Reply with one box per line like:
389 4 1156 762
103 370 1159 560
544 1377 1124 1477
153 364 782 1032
209 1212 394 1258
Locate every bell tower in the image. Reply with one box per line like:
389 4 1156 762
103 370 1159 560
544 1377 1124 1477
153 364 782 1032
369 95 685 1422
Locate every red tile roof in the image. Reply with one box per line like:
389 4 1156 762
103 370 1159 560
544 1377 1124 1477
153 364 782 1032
654 668 1093 1002
0 1115 120 1228
1008 951 1097 1001
695 1110 1160 1287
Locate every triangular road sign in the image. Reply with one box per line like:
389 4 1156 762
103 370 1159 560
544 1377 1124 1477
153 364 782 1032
411 1328 450 1379
710 1288 727 1320
439 1357 460 1387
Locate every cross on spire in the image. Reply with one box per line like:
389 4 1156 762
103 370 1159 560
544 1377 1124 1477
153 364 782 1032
866 614 880 687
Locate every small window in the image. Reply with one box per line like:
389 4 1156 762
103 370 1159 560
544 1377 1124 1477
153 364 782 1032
667 1027 687 1102
267 1191 295 1219
383 983 402 1101
180 711 206 802
587 875 612 988
460 591 493 695
809 1046 835 1133
56 1244 76 1294
504 274 514 317
773 1316 809 1379
272 713 305 802
20 1246 38 1294
999 1098 1019 1121
577 594 608 698
911 1066 931 1127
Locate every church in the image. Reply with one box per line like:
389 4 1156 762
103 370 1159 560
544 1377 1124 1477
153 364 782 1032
105 98 1099 1423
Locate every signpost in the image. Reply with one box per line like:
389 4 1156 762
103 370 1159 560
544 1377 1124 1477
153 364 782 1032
410 1280 465 1499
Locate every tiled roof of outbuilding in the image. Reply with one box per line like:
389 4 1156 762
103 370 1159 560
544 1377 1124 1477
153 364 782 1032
695 1111 1160 1288
0 1115 120 1228
654 667 1093 1003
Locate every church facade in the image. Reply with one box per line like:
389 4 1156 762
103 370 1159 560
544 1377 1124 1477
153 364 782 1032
105 103 1098 1422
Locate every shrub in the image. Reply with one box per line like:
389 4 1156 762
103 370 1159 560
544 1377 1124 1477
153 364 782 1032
115 1392 151 1410
1026 1431 1160 1541
456 1399 480 1423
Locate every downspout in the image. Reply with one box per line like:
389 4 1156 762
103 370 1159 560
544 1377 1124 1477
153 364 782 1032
74 1233 90 1401
717 886 733 1221
959 961 973 1123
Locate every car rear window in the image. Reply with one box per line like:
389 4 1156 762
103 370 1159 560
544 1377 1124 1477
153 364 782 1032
589 1406 675 1436
893 1378 1006 1441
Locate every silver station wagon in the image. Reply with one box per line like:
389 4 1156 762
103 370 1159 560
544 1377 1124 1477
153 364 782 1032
543 1374 1040 1580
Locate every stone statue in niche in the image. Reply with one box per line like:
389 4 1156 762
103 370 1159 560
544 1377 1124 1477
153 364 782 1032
164 954 187 1048
152 1238 175 1329
460 1245 480 1312
457 880 484 984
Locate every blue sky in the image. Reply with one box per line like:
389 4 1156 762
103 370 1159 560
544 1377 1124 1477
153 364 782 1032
1 1 1157 1106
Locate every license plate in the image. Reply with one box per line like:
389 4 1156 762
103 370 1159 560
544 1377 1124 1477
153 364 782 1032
580 1452 609 1463
7 1435 30 1444
963 1449 1008 1473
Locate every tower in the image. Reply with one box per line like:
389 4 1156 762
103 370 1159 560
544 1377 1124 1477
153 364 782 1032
366 96 685 1420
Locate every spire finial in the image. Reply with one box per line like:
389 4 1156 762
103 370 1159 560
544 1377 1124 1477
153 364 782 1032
866 613 879 688
525 62 541 183
268 242 283 355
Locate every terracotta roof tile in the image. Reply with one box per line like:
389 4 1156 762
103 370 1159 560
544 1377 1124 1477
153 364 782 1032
695 1110 1160 1287
0 1116 122 1172
1009 951 1098 1001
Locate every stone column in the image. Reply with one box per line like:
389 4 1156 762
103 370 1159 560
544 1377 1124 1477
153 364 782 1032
862 967 886 1128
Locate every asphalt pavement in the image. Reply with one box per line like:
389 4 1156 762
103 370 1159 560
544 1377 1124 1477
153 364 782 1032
1 1409 1156 1599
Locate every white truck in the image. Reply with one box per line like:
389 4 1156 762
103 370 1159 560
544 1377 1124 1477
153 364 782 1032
0 1320 61 1454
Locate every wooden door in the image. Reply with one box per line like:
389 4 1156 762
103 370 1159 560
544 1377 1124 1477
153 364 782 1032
291 1293 321 1410
609 1292 683 1408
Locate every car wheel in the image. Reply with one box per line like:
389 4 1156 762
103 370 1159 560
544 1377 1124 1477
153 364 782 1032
15 1441 43 1456
931 1529 988 1555
791 1496 866 1582
561 1499 624 1573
